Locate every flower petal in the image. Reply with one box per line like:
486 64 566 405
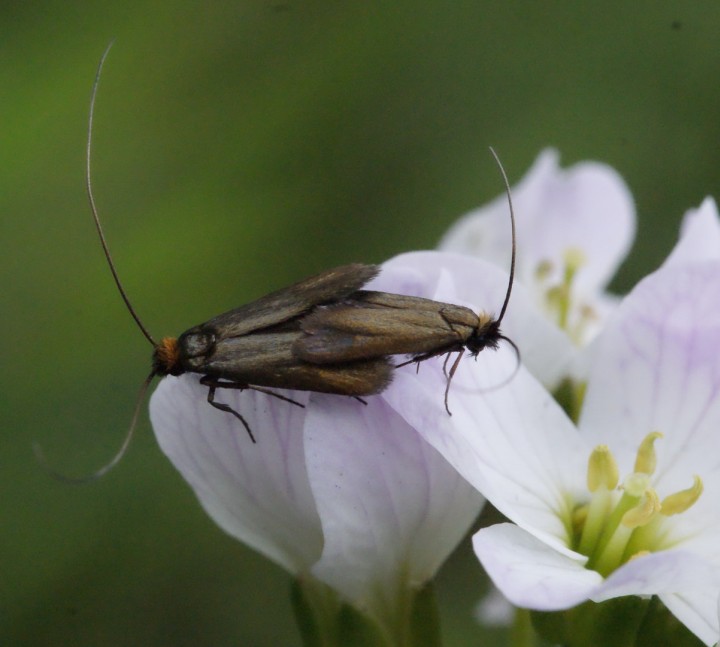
475 524 720 645
383 347 588 555
592 550 720 601
579 262 720 488
306 394 483 620
473 523 601 610
439 149 635 295
661 589 720 646
664 198 720 268
150 375 323 574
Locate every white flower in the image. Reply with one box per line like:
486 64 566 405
382 240 720 645
440 149 636 377
149 338 483 634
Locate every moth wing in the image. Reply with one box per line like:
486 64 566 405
199 264 380 339
200 330 392 395
350 290 458 311
295 300 477 363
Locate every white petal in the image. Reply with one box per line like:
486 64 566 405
661 589 720 646
592 550 720 601
664 198 720 267
375 250 575 387
384 349 588 555
150 375 323 574
307 394 483 618
473 524 601 610
580 263 720 488
439 148 635 295
476 523 720 643
597 554 720 644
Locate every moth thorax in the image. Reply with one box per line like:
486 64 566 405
153 337 183 376
178 331 215 358
466 314 501 356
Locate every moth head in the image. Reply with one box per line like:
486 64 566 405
466 315 501 356
152 337 183 376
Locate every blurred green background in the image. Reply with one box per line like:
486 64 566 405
4 2 720 645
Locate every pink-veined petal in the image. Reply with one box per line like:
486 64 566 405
306 394 483 621
580 263 720 489
150 375 323 574
384 349 588 555
664 198 720 268
439 148 635 295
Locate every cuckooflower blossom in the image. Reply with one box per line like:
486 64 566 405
148 268 488 636
149 246 557 637
382 246 720 644
439 149 636 383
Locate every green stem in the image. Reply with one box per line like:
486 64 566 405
510 608 537 647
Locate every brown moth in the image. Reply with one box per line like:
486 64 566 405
293 148 518 414
37 44 392 481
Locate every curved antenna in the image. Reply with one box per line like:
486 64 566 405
488 146 516 326
87 41 157 347
34 371 156 484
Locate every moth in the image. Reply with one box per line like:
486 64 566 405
151 262 394 440
293 148 519 414
37 44 392 482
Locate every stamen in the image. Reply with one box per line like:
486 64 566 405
594 490 660 575
661 475 703 516
622 488 661 528
578 446 618 557
571 431 703 579
633 431 663 475
587 445 619 491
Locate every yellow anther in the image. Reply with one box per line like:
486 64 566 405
634 431 664 475
587 445 619 491
661 475 704 516
622 489 660 529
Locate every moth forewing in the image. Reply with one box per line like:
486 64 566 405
294 294 479 363
153 264 382 376
179 328 392 396
200 263 380 339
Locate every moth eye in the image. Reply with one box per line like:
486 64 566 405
181 332 216 358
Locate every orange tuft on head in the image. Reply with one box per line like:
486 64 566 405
152 337 182 376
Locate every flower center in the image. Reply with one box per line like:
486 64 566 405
570 432 703 577
535 247 598 345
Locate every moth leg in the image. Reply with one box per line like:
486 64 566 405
442 351 455 378
249 386 306 408
353 396 368 405
200 377 256 443
396 353 432 369
201 377 305 409
444 348 465 416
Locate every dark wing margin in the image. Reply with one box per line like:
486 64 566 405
200 264 380 339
